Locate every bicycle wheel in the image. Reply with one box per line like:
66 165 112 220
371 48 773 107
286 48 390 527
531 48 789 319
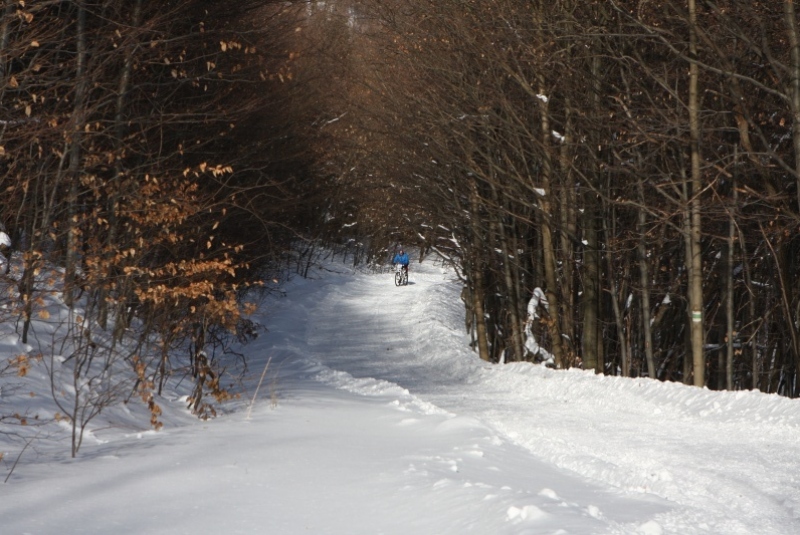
395 271 402 286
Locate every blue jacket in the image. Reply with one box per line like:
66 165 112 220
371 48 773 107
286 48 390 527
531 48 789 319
393 252 409 266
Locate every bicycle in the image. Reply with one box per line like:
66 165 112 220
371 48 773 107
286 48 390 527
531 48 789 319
394 264 408 286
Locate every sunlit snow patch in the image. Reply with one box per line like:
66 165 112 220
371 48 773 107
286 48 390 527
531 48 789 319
506 504 547 522
637 520 664 535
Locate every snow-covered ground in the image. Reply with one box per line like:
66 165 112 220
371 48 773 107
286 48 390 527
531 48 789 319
3 256 800 534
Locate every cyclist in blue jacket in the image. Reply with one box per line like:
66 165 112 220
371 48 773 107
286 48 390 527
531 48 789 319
393 249 409 275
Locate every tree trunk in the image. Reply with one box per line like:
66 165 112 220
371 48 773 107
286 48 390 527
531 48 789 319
537 77 567 368
637 180 656 378
100 0 143 329
784 0 800 210
558 98 576 354
581 52 603 373
737 228 760 390
687 0 705 387
469 185 491 362
762 225 800 395
65 3 88 307
489 184 524 362
582 192 601 372
725 174 737 390
604 202 629 376
0 1 13 83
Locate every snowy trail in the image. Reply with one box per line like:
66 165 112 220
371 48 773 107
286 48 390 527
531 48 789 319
3 256 800 534
1 258 663 535
301 260 800 535
258 263 670 534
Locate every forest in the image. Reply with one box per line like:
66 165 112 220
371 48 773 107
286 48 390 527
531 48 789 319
326 0 800 397
1 0 799 438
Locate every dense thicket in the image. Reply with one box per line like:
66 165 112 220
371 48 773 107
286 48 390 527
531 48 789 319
317 0 800 397
0 0 337 452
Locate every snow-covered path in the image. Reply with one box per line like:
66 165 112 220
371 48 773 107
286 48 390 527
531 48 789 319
298 259 800 535
268 262 671 534
3 256 800 534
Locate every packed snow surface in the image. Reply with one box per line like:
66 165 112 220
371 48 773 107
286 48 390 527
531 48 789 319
3 257 800 534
